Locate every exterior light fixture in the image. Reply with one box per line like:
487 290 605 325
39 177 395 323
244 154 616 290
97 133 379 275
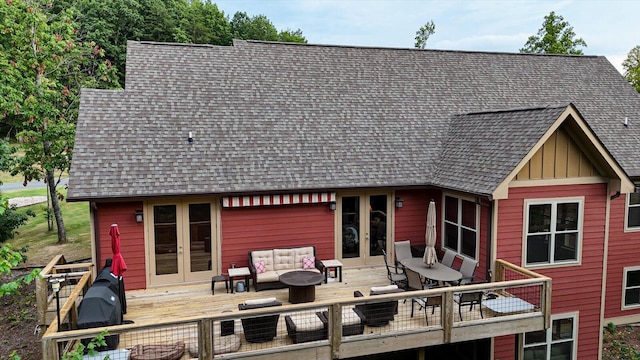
395 197 404 208
329 201 337 211
49 277 64 329
135 210 143 223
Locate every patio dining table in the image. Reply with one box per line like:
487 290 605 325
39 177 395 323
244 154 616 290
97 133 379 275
401 258 462 283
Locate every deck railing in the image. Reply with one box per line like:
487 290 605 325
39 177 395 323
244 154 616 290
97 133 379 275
41 260 550 359
36 255 93 328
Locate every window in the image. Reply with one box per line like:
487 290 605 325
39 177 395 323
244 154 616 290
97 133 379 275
525 199 582 266
623 267 640 308
626 193 640 230
443 195 478 259
522 314 577 360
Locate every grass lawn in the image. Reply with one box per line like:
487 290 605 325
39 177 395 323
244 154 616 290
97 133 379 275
3 187 91 267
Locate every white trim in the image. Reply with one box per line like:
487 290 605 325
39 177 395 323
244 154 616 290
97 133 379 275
622 266 640 310
523 197 584 268
521 312 579 360
441 193 480 260
624 193 640 232
510 176 609 188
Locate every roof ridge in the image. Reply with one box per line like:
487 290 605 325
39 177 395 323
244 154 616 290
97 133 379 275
457 104 570 117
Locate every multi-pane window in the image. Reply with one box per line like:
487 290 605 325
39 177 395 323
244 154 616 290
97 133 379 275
525 199 581 266
523 315 576 360
443 195 478 259
623 267 640 308
627 193 640 229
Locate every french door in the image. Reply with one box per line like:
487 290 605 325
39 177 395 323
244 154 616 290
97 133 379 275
338 192 392 266
147 200 217 286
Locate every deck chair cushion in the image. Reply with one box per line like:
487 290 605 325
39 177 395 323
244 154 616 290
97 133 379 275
287 313 324 331
370 284 398 293
244 297 278 306
251 250 274 272
274 248 295 270
129 342 185 360
188 334 241 356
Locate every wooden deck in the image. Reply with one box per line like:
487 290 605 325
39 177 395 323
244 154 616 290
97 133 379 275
41 261 550 360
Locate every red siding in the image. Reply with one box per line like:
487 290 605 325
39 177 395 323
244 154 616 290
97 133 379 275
493 335 516 360
605 195 640 320
220 204 334 271
495 183 607 359
96 202 145 290
395 189 488 282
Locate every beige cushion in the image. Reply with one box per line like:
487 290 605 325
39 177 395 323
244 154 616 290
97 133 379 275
251 250 274 272
342 309 362 326
273 249 295 271
188 334 241 356
245 297 277 305
370 285 398 292
288 314 324 331
294 247 315 269
256 271 280 283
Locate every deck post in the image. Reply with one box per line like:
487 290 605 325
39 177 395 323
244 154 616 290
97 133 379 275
42 337 59 360
443 291 454 343
199 319 213 359
330 303 342 359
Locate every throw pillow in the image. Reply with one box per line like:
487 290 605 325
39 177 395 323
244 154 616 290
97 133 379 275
254 260 266 274
302 257 315 269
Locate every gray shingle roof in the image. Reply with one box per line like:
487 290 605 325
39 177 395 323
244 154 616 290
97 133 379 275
68 40 640 201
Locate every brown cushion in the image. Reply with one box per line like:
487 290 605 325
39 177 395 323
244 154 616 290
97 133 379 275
129 342 185 360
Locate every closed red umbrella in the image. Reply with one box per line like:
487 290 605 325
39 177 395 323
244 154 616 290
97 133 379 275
110 224 127 277
109 224 127 317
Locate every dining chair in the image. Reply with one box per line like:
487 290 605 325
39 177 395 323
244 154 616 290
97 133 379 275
405 268 441 325
394 240 413 266
440 249 457 268
454 257 478 286
454 290 484 321
382 249 407 289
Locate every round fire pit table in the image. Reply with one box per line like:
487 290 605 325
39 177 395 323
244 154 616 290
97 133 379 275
279 271 325 304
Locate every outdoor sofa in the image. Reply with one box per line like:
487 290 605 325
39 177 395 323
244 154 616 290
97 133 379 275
248 245 323 291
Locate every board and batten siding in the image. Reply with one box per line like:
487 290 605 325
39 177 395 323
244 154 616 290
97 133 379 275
493 183 607 360
96 201 145 290
220 204 335 271
604 195 640 321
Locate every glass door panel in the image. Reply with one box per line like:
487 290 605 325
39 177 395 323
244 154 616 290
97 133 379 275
153 205 179 276
341 196 360 259
369 195 388 257
188 203 212 273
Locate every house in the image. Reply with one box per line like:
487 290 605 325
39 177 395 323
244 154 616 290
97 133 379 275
68 40 640 359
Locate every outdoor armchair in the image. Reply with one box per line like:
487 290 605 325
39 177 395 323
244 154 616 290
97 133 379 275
238 298 282 343
354 285 404 327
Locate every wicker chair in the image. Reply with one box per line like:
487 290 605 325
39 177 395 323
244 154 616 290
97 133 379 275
238 298 282 343
354 285 405 327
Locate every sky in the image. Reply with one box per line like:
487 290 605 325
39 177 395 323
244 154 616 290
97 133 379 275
215 0 640 74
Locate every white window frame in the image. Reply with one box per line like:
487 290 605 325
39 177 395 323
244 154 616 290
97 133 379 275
524 197 583 268
622 266 640 309
442 193 479 260
624 192 640 231
521 313 578 360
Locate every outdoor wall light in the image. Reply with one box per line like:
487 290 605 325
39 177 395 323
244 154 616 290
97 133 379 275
135 210 143 223
49 277 64 328
395 197 404 208
329 201 337 211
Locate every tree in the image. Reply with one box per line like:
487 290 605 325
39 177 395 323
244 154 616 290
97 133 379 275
623 45 640 93
1 0 118 243
231 11 279 41
415 20 435 49
520 11 587 55
278 28 307 43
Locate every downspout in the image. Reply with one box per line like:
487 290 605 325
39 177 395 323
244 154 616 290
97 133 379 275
475 196 493 281
92 202 101 272
610 191 621 200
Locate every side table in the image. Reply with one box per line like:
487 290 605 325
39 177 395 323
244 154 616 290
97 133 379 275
322 259 343 283
228 267 251 293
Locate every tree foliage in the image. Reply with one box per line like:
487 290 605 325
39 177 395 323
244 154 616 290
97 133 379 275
623 45 640 93
415 20 435 49
0 0 118 243
520 11 587 55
